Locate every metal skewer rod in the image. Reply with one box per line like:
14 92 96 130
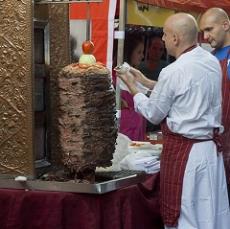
86 1 91 41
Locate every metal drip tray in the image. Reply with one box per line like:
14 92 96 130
0 171 148 194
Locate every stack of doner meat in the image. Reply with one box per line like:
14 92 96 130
57 61 117 182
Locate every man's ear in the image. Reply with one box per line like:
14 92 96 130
222 20 230 32
173 33 179 46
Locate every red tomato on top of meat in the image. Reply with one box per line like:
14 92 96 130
82 40 94 54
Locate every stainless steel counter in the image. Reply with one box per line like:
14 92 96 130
0 172 148 194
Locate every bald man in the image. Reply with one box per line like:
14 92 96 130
200 7 230 190
116 13 230 229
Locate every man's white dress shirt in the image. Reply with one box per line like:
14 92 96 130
134 46 223 139
133 46 230 229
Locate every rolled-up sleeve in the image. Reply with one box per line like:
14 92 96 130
133 70 175 125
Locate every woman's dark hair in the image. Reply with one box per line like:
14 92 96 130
124 32 144 64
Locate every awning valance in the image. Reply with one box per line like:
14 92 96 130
136 0 230 15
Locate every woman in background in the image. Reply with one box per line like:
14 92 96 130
119 33 146 141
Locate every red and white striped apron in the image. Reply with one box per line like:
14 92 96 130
160 121 221 227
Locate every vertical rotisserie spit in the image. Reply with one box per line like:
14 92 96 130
57 63 117 182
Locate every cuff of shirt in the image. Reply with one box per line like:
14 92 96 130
133 92 147 112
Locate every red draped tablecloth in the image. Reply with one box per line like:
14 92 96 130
0 173 163 229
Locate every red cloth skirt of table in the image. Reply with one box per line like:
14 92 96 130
0 173 163 229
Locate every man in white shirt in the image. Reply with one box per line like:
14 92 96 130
116 13 230 229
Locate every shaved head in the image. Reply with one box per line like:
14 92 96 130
200 8 230 48
165 13 198 44
162 13 198 58
201 8 229 24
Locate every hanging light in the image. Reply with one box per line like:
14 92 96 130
136 2 149 12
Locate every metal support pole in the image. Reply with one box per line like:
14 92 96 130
115 0 126 123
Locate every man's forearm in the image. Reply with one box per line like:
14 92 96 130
126 78 155 96
127 84 139 96
143 78 156 90
138 71 156 89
